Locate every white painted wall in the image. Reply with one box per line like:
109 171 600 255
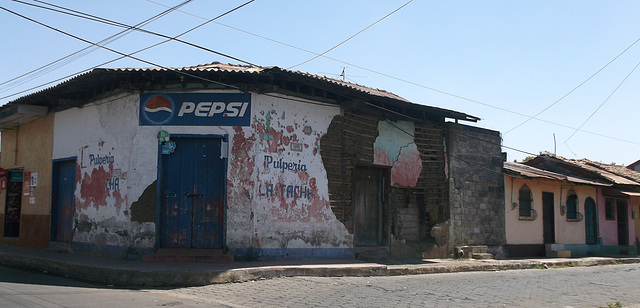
226 93 352 253
53 91 351 256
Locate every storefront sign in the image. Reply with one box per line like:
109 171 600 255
10 169 23 182
0 168 7 180
139 93 251 126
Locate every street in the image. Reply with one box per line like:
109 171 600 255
0 265 206 307
153 263 640 307
2 263 640 307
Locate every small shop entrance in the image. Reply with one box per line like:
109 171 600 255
3 169 24 238
159 137 226 249
353 166 389 246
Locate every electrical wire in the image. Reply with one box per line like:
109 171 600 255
1 0 193 92
0 1 261 100
0 0 259 101
504 35 640 135
143 0 640 150
3 1 639 156
286 0 413 70
564 60 640 143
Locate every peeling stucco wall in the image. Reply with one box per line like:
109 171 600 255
53 94 157 256
53 91 352 259
373 120 422 187
227 94 352 259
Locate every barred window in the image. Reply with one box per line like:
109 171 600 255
566 191 578 220
519 184 533 217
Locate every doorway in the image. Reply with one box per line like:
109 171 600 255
3 169 24 237
542 192 555 244
159 137 226 249
353 166 388 246
617 199 629 246
584 197 597 245
51 159 76 242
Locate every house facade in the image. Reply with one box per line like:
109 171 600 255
523 155 639 256
504 162 606 257
0 62 503 260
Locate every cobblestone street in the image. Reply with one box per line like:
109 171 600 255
153 263 640 307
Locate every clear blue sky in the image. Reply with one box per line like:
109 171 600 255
2 1 639 165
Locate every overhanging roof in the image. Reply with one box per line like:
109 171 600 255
504 161 610 186
0 104 48 129
1 62 481 128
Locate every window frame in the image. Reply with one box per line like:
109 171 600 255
605 198 616 220
518 184 535 220
566 191 578 221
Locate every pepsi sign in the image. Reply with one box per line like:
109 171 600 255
139 93 251 126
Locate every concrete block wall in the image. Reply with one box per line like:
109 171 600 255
445 123 506 250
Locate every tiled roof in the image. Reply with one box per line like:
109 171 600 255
504 161 610 186
531 154 640 186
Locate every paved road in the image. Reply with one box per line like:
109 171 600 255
2 263 640 307
152 263 640 308
0 265 206 307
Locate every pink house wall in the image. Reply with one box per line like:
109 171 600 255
597 187 636 246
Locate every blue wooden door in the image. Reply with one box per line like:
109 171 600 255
160 138 225 249
51 160 76 242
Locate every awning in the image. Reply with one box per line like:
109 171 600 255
602 187 640 198
0 104 48 130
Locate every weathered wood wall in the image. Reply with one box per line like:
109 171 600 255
320 110 448 242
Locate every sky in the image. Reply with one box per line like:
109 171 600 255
1 1 639 165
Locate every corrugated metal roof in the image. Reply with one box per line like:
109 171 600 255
5 62 481 123
504 162 610 186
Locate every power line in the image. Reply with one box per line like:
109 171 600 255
286 0 413 70
0 1 259 100
564 60 640 143
3 1 639 153
3 0 257 85
1 0 193 92
504 35 640 135
142 0 640 148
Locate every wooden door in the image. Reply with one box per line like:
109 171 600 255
353 167 387 246
584 197 597 245
617 199 629 246
51 159 76 242
160 137 225 249
542 192 555 244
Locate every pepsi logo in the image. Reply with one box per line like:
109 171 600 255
142 95 174 124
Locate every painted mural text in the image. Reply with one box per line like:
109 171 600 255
259 183 313 199
178 102 249 118
264 155 307 173
105 177 120 191
89 154 115 166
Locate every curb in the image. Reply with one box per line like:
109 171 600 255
2 251 640 287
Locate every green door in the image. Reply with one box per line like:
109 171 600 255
584 197 597 245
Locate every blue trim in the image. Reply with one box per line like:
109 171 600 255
563 244 639 257
166 133 227 139
52 156 77 163
233 248 355 261
155 133 229 249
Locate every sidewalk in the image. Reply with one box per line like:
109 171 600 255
1 245 639 287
